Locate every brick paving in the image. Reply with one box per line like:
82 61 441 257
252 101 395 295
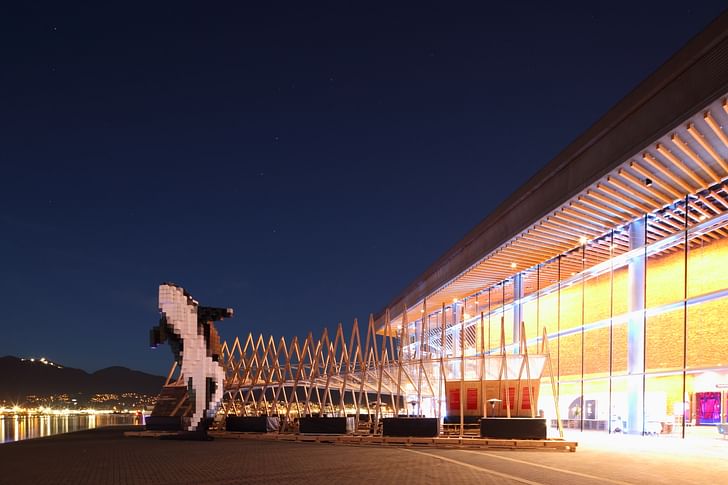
1 427 727 485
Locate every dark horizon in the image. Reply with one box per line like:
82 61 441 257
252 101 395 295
2 2 727 375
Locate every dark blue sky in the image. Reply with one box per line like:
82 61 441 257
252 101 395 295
2 2 726 375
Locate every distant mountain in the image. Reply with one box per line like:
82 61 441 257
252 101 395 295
0 356 165 401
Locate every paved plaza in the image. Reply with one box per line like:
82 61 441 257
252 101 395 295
0 426 727 484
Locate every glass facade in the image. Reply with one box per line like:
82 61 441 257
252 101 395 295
404 189 728 437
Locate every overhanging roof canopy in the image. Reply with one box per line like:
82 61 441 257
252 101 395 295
378 11 728 331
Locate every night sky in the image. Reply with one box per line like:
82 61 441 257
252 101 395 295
2 2 726 375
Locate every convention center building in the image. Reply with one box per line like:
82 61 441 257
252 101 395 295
376 12 728 437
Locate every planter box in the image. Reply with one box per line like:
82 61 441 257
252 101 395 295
382 417 439 437
145 416 182 431
226 416 280 433
480 417 547 439
299 417 354 434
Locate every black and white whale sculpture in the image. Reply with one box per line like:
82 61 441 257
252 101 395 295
151 283 233 432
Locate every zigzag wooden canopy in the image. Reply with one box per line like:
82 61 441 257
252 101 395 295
179 305 565 437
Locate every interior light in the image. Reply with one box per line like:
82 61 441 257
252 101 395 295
699 215 708 221
510 262 517 268
579 236 587 245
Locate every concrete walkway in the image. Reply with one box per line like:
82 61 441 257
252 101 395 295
0 426 726 484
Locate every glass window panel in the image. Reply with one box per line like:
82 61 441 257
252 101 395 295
645 373 683 437
489 283 505 310
685 370 727 437
645 211 685 373
522 267 539 299
474 312 486 356
645 249 686 307
478 289 493 354
501 308 514 350
487 292 499 354
452 311 464 359
538 287 559 336
583 272 610 324
559 249 583 383
558 333 582 380
582 378 610 432
443 307 456 358
499 280 514 349
557 381 582 432
646 308 684 372
609 376 629 433
462 320 477 355
523 297 538 354
559 249 584 332
538 259 560 379
536 376 559 437
610 312 628 376
521 266 540 354
463 297 477 322
503 279 514 306
686 205 728 372
611 266 629 316
686 298 728 369
687 229 728 299
584 327 611 378
583 236 613 378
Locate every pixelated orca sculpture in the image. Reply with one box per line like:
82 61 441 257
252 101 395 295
151 283 233 432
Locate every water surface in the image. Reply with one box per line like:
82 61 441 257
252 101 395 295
0 414 141 444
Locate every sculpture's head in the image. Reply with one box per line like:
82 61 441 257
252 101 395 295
157 282 198 339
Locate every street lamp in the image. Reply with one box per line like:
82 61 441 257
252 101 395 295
487 398 502 416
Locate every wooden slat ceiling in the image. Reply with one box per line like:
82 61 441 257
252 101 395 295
391 96 728 329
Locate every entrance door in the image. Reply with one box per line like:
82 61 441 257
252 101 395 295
695 392 721 425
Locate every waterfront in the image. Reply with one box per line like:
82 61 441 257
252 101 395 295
0 414 141 444
1 426 727 484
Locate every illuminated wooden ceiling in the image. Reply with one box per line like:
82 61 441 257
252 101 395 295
389 96 728 329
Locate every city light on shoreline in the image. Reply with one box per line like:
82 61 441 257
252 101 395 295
0 406 143 417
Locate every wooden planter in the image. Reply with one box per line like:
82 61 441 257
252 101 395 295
145 416 182 431
480 417 547 439
226 416 280 433
382 417 439 437
299 417 354 434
